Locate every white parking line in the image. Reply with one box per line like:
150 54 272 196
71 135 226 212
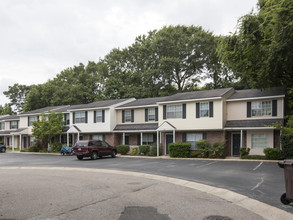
251 177 264 191
253 162 263 171
196 161 217 168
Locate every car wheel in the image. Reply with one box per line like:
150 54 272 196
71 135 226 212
91 152 98 160
77 155 83 160
111 150 116 158
1 148 5 153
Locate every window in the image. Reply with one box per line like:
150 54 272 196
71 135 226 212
251 101 272 117
95 110 103 123
200 102 209 117
30 136 35 146
148 108 156 121
0 122 4 130
143 134 154 145
124 110 132 122
28 116 38 126
10 121 18 129
251 134 268 149
186 133 203 150
167 104 182 119
74 112 86 123
63 113 70 125
92 134 104 141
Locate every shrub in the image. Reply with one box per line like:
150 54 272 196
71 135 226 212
148 143 162 156
28 145 41 152
212 141 226 158
50 142 62 152
139 145 150 155
130 147 138 155
196 139 210 149
264 148 282 160
241 155 266 160
169 142 191 158
199 147 213 158
21 148 29 152
240 147 250 158
117 145 130 155
190 150 201 158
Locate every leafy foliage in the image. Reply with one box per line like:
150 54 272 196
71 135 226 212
116 145 130 155
263 148 282 160
139 145 151 155
0 104 14 115
169 142 191 158
240 147 250 158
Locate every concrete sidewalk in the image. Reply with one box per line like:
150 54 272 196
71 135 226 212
1 166 292 220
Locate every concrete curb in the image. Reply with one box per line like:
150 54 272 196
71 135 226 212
1 166 292 220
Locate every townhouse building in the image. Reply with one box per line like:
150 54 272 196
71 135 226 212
0 87 286 156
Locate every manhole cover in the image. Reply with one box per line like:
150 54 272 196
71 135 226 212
119 206 170 220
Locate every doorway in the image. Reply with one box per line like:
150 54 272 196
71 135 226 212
232 133 240 156
165 134 173 155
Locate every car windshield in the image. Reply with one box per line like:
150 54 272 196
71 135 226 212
75 141 89 147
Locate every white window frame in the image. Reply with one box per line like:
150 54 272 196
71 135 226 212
251 101 272 117
74 112 86 124
92 134 104 141
186 133 203 150
125 110 132 122
166 104 182 119
251 134 268 149
10 121 18 129
0 122 4 130
143 134 154 145
200 102 209 118
95 110 103 123
148 108 156 121
28 116 38 126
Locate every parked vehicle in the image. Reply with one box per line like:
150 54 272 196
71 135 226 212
0 144 6 153
60 145 73 156
73 140 117 160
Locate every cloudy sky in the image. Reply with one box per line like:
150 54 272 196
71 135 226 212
0 0 258 106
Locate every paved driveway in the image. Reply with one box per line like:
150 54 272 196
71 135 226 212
0 153 292 214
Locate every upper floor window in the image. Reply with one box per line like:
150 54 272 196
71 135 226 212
251 101 272 117
0 122 5 130
73 111 87 124
10 121 18 129
145 108 158 122
167 104 182 119
63 113 70 125
122 110 134 123
200 102 209 117
94 110 105 123
28 116 39 126
196 102 213 118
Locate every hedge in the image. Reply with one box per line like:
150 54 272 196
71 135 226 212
264 148 282 160
139 145 151 155
169 142 191 158
117 145 130 155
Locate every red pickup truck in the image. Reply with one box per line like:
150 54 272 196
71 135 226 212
73 140 117 160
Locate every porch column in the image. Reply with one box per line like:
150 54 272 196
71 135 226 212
173 130 175 143
19 134 22 150
77 132 80 141
157 130 159 157
141 132 143 146
67 132 69 146
123 133 125 145
240 130 243 148
12 135 15 152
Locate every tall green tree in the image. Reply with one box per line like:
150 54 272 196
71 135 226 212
32 111 64 149
218 0 293 112
3 83 31 113
0 104 14 115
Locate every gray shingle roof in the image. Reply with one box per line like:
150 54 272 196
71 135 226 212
114 123 158 131
21 105 70 115
67 99 131 110
118 96 169 108
228 87 286 100
225 119 283 128
158 88 233 102
0 115 19 121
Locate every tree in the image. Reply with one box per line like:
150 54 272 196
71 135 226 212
32 111 64 149
0 104 14 115
3 83 31 113
218 0 293 113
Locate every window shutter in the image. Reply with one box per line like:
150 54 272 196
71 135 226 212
28 117 30 126
182 133 186 142
203 132 207 140
163 105 166 119
155 108 158 121
122 110 125 123
183 104 186 119
153 134 157 143
73 112 75 124
209 102 213 117
247 102 251 118
145 109 148 122
131 109 134 122
94 111 96 123
272 100 277 116
102 110 105 122
85 111 88 123
196 103 200 118
90 134 93 140
10 122 12 129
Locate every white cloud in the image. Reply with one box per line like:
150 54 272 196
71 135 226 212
0 0 258 106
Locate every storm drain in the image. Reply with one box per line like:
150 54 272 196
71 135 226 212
119 206 170 220
204 216 233 220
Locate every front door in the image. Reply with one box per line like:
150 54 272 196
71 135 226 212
23 136 27 149
232 133 240 156
165 134 173 155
